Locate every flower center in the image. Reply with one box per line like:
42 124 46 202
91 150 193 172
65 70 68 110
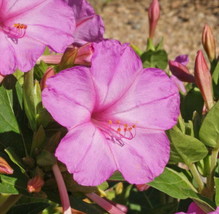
94 119 136 146
3 23 27 42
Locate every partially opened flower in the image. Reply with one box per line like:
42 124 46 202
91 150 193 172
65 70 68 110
66 0 104 45
0 0 74 75
42 40 180 186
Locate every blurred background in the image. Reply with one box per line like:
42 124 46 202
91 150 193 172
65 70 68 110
89 0 219 69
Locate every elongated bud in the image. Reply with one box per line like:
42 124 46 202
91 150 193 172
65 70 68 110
40 67 55 90
202 24 216 61
37 55 62 64
136 184 150 191
194 50 214 110
0 157 13 174
74 43 94 66
27 175 44 193
169 60 195 83
148 0 160 39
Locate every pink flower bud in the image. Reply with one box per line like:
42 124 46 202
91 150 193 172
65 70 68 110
37 55 62 65
27 175 44 193
194 50 214 110
148 0 160 39
136 184 150 191
0 74 5 84
169 60 195 83
202 24 216 61
40 67 56 90
0 157 13 174
74 43 94 66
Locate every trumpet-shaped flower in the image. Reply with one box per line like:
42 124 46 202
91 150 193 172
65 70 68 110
0 0 74 75
66 0 104 45
42 40 180 186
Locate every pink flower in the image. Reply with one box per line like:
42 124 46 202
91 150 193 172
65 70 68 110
175 202 219 214
66 0 104 45
0 0 74 75
42 40 179 186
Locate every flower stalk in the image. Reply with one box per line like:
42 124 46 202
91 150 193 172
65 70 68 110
52 163 72 214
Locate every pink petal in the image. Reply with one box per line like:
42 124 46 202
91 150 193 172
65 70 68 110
5 0 74 52
42 67 96 129
97 68 180 131
109 129 170 184
91 40 143 111
55 122 116 186
0 32 16 75
66 0 95 19
74 15 104 45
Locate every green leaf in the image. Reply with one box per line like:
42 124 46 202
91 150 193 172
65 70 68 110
168 126 208 165
0 86 19 133
181 87 204 121
141 49 168 69
108 171 124 181
199 101 219 148
149 167 215 212
215 177 219 206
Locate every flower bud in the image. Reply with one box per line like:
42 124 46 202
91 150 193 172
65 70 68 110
40 67 55 90
148 0 160 39
27 175 44 193
202 24 216 61
0 157 13 174
169 60 195 83
74 43 94 66
136 184 150 191
194 50 214 110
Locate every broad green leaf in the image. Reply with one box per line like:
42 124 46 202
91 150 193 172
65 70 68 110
141 49 168 69
108 171 124 181
0 86 19 133
181 87 204 121
168 126 208 165
215 177 219 206
199 101 219 148
149 167 215 212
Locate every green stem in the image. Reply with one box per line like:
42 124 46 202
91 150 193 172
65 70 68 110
0 194 21 214
207 148 219 192
189 163 204 193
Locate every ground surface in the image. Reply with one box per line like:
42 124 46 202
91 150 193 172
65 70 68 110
90 0 219 70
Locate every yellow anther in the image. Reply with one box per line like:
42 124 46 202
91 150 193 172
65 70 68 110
128 127 132 131
124 124 128 128
132 124 136 128
117 128 121 132
108 120 113 125
116 120 121 124
13 23 27 29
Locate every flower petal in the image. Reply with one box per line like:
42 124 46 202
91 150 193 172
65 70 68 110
97 68 180 130
55 122 117 186
42 67 96 129
74 15 104 45
91 40 143 111
0 32 16 75
5 0 74 52
109 129 170 184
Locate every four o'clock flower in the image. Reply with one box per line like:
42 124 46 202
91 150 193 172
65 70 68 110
148 0 160 39
42 40 180 186
0 0 74 75
194 50 214 110
65 0 104 45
